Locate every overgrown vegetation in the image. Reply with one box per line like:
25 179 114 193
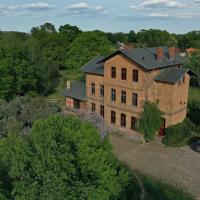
139 102 163 142
0 115 141 200
0 95 60 136
162 118 195 147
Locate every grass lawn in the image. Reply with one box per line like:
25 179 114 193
189 87 200 102
138 173 194 200
46 70 66 105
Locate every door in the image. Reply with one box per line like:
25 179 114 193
158 118 166 137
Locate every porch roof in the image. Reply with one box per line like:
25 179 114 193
64 81 86 101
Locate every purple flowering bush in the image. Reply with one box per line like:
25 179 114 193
75 109 108 139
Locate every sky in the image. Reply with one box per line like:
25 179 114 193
0 0 199 34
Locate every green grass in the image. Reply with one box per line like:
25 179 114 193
189 87 200 102
139 174 194 200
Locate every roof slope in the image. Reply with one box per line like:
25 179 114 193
81 56 105 75
99 47 186 70
154 68 189 83
64 81 86 101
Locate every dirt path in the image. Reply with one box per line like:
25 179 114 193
110 134 200 200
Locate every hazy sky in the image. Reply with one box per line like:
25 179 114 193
0 0 199 33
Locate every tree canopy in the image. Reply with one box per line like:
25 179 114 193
65 31 114 72
0 115 135 200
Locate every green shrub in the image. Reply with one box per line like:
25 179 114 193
188 100 200 125
162 118 194 146
139 101 163 142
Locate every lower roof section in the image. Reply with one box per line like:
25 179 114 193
64 81 86 101
154 68 192 84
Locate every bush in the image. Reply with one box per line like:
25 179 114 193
188 100 200 125
139 101 163 142
162 118 195 146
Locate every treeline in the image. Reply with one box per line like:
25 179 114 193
0 23 200 101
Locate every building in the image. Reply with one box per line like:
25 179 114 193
64 46 195 136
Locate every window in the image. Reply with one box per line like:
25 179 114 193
100 105 104 118
100 85 104 97
132 93 138 106
111 111 116 124
131 117 137 130
91 103 96 112
121 90 126 104
111 67 116 78
121 114 126 127
91 83 95 95
111 89 116 102
121 68 127 80
132 69 139 82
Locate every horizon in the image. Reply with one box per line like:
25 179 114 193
0 0 200 34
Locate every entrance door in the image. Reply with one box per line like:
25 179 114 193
158 118 166 137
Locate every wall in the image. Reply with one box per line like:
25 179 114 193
86 73 104 113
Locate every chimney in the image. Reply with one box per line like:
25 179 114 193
156 47 163 62
169 47 175 60
67 80 71 90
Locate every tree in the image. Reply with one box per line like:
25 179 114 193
0 96 60 136
0 115 133 199
65 31 114 73
139 102 163 142
137 29 172 47
59 24 82 42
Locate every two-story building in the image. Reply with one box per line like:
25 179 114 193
64 46 195 136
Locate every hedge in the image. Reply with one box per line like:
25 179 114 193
162 118 195 146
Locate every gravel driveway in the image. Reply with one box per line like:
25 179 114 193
110 134 200 200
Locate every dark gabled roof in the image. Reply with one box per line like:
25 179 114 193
154 68 189 83
98 47 186 71
64 81 86 101
80 56 105 75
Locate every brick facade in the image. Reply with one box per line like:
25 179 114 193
65 48 191 135
84 54 190 134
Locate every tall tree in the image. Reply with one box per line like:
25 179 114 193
0 115 133 199
65 31 114 72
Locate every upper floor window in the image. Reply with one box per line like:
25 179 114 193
111 67 116 78
91 83 95 95
121 68 127 80
132 93 138 106
91 103 96 112
100 85 104 97
132 69 139 82
100 105 104 118
121 113 126 127
131 116 137 130
121 90 126 104
111 89 116 102
111 111 116 124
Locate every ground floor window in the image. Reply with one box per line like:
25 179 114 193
131 116 137 130
111 111 116 124
91 103 96 112
121 113 126 127
100 105 104 118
